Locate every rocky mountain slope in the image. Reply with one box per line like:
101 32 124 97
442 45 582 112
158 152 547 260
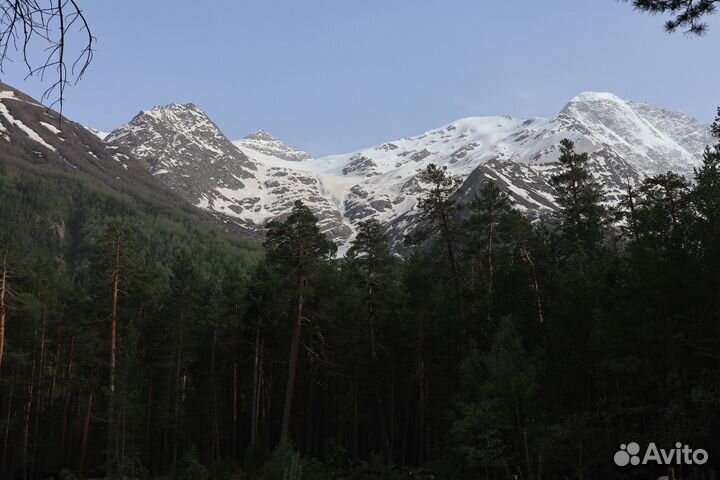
234 130 312 162
0 82 167 199
107 106 351 240
105 92 712 251
305 92 712 246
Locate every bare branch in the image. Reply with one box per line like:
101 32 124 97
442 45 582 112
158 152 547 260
0 0 95 118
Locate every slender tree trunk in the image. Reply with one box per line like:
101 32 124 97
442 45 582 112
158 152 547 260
401 398 409 465
0 252 8 373
488 215 495 295
625 183 640 242
389 366 395 462
416 315 426 465
60 336 74 464
23 337 37 480
281 285 304 440
537 453 544 480
512 382 532 480
2 374 14 478
305 354 315 454
436 219 468 430
368 277 377 359
79 391 95 480
576 440 584 480
520 243 544 324
263 368 272 450
49 343 61 408
108 232 122 475
352 363 358 459
367 268 391 462
31 313 47 479
232 361 238 453
121 397 127 468
250 326 261 446
374 378 392 463
173 313 184 468
486 212 497 329
145 382 153 469
210 325 220 460
667 185 678 226
440 214 464 322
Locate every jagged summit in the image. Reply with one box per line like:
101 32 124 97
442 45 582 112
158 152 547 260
568 91 624 103
15 80 710 253
103 92 712 251
106 100 258 219
234 130 312 163
244 130 276 142
107 102 348 242
142 102 200 114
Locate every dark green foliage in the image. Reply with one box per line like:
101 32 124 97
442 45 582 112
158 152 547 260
449 316 542 478
550 139 608 254
265 201 337 268
694 110 720 251
263 439 302 480
2 124 720 480
0 157 261 479
625 0 718 34
263 201 337 441
414 164 463 240
411 163 465 327
635 172 693 250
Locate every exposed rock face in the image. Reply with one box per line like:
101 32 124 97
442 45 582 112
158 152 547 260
0 82 159 196
105 103 257 206
235 130 312 162
107 105 351 242
106 92 712 252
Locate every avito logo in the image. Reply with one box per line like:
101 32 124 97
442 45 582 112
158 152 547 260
614 442 708 466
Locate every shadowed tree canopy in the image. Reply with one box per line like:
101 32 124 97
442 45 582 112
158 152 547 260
625 0 718 33
550 139 608 253
4 128 720 477
0 0 94 114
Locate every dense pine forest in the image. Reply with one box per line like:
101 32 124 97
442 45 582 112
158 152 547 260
1 110 719 480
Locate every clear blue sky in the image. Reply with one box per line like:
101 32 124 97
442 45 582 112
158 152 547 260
1 0 717 156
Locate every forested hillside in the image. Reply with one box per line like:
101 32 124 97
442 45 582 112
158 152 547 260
1 105 719 479
0 150 262 479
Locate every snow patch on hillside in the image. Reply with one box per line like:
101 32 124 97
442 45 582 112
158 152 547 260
0 91 57 152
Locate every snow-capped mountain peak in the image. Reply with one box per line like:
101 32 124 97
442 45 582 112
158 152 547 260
244 129 276 142
234 130 312 163
107 103 254 169
108 108 351 242
568 91 625 104
106 102 264 233
106 92 712 251
558 92 710 177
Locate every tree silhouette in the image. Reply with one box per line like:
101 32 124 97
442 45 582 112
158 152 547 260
0 0 94 114
624 0 718 34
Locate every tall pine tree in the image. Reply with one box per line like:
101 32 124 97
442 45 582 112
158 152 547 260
264 201 336 442
550 139 607 255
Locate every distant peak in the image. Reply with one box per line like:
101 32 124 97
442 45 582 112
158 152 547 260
235 130 312 161
87 127 109 140
244 130 276 142
140 102 204 117
569 92 624 103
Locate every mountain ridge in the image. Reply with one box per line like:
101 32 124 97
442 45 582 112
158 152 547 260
100 92 712 250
